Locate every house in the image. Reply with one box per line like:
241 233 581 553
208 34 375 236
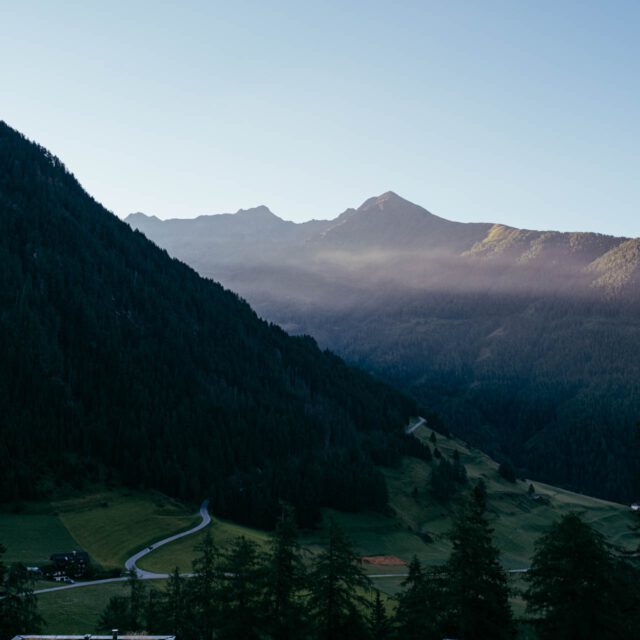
48 550 91 578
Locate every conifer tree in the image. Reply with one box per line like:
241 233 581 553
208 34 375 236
214 536 264 640
444 492 514 640
308 520 371 640
126 568 146 630
394 556 427 639
263 504 309 639
393 556 444 640
369 590 391 640
473 478 487 510
99 595 130 631
190 532 219 640
524 513 624 639
0 547 43 639
151 567 191 637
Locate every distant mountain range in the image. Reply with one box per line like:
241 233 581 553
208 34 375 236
0 122 420 528
128 192 640 503
128 191 640 298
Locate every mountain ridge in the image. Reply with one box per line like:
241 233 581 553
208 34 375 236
127 191 640 296
126 190 636 243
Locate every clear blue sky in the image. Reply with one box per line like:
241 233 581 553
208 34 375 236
1 1 638 236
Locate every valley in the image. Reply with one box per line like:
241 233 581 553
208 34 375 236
128 192 640 506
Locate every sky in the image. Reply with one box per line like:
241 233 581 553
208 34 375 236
1 1 639 236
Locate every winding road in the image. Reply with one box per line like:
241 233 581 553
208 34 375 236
34 500 211 595
125 499 211 579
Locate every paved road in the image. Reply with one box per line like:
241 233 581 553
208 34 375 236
125 499 211 579
406 416 426 434
34 499 211 595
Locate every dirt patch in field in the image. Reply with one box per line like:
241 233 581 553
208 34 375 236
361 555 406 566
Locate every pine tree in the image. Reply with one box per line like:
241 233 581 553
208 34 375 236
524 513 625 639
369 590 391 640
308 520 371 640
444 492 514 640
394 556 428 639
151 567 191 637
394 556 445 640
473 478 487 510
263 504 309 639
126 568 146 630
99 595 130 631
190 532 219 640
0 549 43 639
214 536 264 640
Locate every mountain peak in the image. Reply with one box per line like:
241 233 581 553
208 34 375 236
358 191 412 211
234 205 283 222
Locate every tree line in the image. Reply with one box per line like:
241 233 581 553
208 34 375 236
100 497 640 639
3 493 639 639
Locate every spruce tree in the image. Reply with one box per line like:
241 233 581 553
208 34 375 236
394 556 445 640
473 478 487 510
0 549 43 639
152 567 191 637
214 536 264 640
524 513 624 639
126 568 146 630
99 595 130 631
444 492 514 640
190 532 219 640
308 520 371 640
369 590 391 640
263 504 309 639
394 556 428 639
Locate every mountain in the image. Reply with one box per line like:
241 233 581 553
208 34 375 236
127 193 640 503
0 122 425 529
309 191 492 251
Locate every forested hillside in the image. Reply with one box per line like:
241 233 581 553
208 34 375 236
129 192 640 503
0 122 420 528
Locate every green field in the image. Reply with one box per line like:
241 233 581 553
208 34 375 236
55 491 199 569
0 512 80 566
0 490 199 570
2 425 637 633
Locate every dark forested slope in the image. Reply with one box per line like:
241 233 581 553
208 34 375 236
0 122 419 528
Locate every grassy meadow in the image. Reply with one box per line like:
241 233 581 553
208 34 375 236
0 490 199 571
